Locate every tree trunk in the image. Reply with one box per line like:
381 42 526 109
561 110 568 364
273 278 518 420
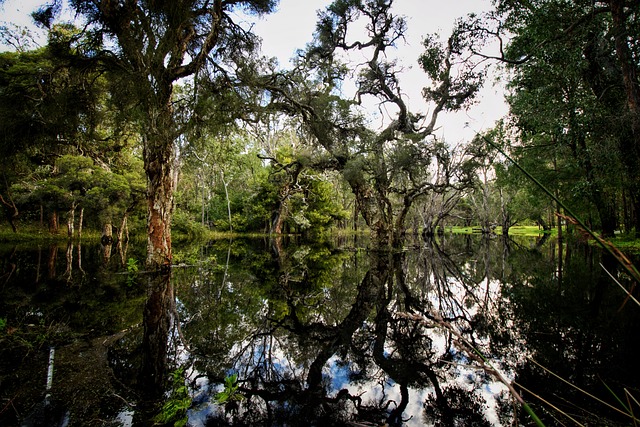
48 244 58 279
48 210 59 235
271 188 290 235
422 216 435 238
536 215 551 231
139 98 176 402
271 196 288 235
77 242 84 274
392 197 413 246
144 103 176 270
78 208 84 240
609 0 640 235
102 221 113 245
64 241 73 280
201 179 206 227
67 203 75 238
597 201 617 238
0 193 19 233
499 189 510 235
140 277 173 396
118 213 128 243
221 171 232 233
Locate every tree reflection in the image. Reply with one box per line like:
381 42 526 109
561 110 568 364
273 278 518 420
140 272 174 396
175 238 504 425
162 236 640 426
2 236 634 425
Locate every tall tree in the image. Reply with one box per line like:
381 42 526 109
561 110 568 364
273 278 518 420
262 0 480 246
47 0 278 270
20 0 280 394
0 24 109 232
454 0 639 235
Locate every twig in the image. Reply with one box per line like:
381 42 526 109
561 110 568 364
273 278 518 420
397 311 545 426
600 262 640 309
515 382 586 427
528 357 634 419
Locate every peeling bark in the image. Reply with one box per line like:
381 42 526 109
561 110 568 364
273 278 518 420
48 210 59 235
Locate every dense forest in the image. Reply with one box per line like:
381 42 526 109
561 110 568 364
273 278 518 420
0 0 638 259
1 2 640 425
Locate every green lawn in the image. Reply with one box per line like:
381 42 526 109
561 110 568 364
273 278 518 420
446 225 553 237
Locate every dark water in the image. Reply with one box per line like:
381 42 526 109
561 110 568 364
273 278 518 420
0 235 639 426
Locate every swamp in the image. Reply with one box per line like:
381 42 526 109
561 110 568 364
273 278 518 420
1 0 640 425
1 233 639 426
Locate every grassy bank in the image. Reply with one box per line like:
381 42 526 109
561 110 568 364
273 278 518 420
445 225 554 237
0 223 103 243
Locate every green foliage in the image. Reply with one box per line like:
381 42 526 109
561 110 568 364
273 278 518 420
126 258 138 287
155 368 191 427
172 209 208 240
214 373 244 405
0 30 146 235
493 1 632 235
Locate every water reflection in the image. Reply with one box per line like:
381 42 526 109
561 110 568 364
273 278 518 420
179 236 639 425
0 235 639 426
140 272 173 396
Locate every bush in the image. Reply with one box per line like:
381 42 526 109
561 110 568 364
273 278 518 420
171 210 207 240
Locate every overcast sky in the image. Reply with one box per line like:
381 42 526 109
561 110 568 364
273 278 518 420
246 0 508 142
0 0 508 142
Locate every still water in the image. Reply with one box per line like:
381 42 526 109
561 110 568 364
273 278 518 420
0 234 638 426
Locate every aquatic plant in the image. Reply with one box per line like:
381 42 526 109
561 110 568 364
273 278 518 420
154 368 191 427
215 373 244 405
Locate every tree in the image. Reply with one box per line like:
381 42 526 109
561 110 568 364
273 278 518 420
261 0 481 246
454 0 639 236
0 24 109 232
45 0 278 272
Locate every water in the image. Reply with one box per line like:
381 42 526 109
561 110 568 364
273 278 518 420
0 235 638 426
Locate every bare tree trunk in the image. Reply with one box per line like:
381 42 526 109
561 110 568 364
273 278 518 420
78 242 84 274
102 221 113 244
118 214 128 243
117 214 130 266
201 180 206 227
64 241 73 281
36 245 42 283
67 203 75 238
78 208 84 240
221 171 232 233
48 244 58 279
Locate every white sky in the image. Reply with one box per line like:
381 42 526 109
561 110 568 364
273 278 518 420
0 0 508 142
247 0 508 143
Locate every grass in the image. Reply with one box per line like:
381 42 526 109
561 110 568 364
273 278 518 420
505 225 556 237
445 225 555 237
608 235 640 253
0 223 102 242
